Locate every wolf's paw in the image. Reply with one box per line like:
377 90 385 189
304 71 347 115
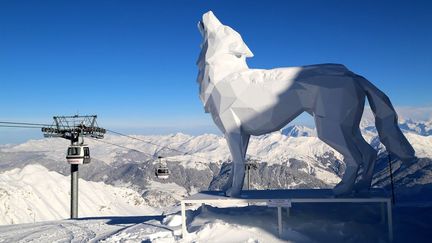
354 180 371 193
333 181 355 197
225 187 241 198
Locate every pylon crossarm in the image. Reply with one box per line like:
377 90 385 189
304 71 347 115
41 115 106 141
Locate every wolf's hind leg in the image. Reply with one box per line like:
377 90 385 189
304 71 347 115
315 116 363 196
352 128 377 191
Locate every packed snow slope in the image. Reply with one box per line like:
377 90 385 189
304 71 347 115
0 203 431 242
0 164 158 225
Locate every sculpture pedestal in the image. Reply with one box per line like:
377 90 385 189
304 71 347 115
181 189 393 241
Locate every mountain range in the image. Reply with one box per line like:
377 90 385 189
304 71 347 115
0 118 431 225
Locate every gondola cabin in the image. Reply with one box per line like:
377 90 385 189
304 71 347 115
155 166 170 179
66 145 91 164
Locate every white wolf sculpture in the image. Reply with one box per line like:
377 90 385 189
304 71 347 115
197 11 416 197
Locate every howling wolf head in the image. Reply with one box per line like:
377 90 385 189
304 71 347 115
197 11 253 60
196 11 253 110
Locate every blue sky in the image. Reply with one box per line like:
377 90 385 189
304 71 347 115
0 0 431 143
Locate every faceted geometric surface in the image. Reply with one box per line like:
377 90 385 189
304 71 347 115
197 11 416 197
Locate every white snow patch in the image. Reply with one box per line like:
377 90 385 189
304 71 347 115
0 164 158 225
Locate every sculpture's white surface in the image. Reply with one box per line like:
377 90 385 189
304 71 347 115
197 11 416 197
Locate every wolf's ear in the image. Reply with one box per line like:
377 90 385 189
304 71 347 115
224 26 254 58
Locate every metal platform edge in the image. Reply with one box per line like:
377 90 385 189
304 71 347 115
180 189 393 242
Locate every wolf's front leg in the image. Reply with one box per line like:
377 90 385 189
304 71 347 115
224 131 247 197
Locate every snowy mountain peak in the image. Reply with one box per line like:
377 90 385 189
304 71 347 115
281 125 315 137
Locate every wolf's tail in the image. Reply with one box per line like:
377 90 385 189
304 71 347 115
356 75 416 162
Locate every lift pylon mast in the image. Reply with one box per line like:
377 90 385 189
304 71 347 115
41 115 105 219
245 158 258 190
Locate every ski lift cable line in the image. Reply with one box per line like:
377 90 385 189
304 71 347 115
0 125 45 129
0 121 51 126
90 137 210 170
106 129 226 164
106 129 265 162
105 129 211 161
88 137 156 158
0 120 265 162
0 120 209 160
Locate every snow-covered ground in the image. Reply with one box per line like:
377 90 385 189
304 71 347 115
0 161 431 242
0 165 159 225
0 203 431 242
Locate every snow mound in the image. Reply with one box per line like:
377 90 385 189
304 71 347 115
162 214 182 227
0 164 158 225
142 180 189 208
0 201 431 242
